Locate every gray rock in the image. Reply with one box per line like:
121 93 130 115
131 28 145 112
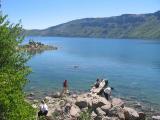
92 96 110 110
96 107 106 116
75 96 88 108
108 106 125 120
123 107 139 120
152 116 160 120
138 112 146 120
70 105 81 118
52 92 61 98
112 98 124 108
72 94 77 98
101 102 112 113
102 116 120 120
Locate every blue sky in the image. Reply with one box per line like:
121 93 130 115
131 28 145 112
2 0 160 29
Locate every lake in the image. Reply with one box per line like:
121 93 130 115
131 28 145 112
25 37 160 110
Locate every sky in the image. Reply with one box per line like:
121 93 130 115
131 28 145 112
2 0 160 29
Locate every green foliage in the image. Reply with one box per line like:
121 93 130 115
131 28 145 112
0 13 36 120
79 109 92 120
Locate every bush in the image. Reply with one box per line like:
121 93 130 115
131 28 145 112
0 13 36 120
79 109 92 120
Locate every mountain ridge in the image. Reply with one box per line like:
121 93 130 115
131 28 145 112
25 11 160 39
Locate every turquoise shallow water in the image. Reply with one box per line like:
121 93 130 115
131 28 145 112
25 37 160 107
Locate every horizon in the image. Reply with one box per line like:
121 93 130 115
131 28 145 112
2 0 160 29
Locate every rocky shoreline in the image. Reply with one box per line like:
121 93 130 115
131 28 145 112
27 90 160 120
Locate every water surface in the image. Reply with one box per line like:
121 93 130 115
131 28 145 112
25 37 160 108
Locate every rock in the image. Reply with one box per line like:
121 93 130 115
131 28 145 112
112 98 124 108
66 97 76 104
101 102 112 113
92 95 110 110
96 107 106 116
152 116 160 120
59 100 65 106
75 96 88 108
108 106 125 120
44 96 53 103
102 116 120 120
91 111 97 119
123 107 139 120
72 94 77 98
138 112 146 120
117 110 125 120
52 92 61 98
70 105 81 118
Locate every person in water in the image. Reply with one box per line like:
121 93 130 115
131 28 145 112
38 100 48 117
95 78 100 88
63 80 68 94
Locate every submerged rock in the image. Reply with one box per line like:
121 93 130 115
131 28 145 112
152 116 160 120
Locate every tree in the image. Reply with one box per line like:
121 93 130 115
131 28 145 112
0 13 36 120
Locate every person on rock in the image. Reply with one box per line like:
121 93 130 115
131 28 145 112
103 85 111 100
38 100 48 118
95 78 100 88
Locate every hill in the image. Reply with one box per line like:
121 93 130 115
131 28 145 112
25 11 160 39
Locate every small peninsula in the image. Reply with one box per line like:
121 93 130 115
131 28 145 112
20 40 58 54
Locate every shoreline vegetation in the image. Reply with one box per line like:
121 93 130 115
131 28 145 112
27 80 160 120
19 39 58 54
25 11 160 40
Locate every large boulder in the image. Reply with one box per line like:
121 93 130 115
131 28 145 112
123 107 139 120
92 95 110 110
96 107 106 116
108 106 125 120
112 98 124 108
70 105 81 118
101 102 112 113
75 96 88 108
152 116 160 120
52 92 61 98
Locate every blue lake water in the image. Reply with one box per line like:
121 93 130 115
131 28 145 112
25 37 160 108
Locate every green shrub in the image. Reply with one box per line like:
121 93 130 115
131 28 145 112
79 109 92 120
0 13 36 120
